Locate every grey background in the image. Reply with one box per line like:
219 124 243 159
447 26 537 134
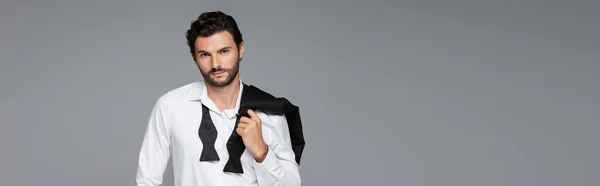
1 0 599 185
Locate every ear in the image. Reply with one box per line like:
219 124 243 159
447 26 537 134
238 41 245 60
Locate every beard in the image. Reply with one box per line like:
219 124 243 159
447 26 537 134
199 59 240 88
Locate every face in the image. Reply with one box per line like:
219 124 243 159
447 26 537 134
193 31 244 88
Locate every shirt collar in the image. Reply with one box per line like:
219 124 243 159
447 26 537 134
188 79 244 116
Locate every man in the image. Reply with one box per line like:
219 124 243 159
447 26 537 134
135 11 303 186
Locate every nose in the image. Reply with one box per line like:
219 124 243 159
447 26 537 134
211 55 221 69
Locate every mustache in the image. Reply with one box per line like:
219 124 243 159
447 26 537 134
210 67 229 73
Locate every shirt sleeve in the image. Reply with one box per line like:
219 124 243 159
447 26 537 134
135 96 172 186
254 114 302 186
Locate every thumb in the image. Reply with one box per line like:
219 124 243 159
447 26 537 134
247 109 260 122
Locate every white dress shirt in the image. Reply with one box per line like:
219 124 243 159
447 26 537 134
136 80 301 186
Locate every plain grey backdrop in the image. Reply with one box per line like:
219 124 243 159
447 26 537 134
1 0 599 185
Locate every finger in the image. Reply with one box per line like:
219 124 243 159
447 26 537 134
239 116 253 124
247 109 261 123
237 122 248 129
236 128 244 136
238 119 253 128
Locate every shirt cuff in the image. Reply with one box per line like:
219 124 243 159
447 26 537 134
254 146 278 171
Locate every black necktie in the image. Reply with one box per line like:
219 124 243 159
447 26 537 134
198 104 220 161
197 84 306 174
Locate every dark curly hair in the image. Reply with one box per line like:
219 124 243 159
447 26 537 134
185 11 244 60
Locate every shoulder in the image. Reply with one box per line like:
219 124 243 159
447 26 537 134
256 111 287 126
256 110 289 138
255 111 291 145
242 83 277 100
153 81 203 108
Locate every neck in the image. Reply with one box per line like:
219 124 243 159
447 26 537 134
205 76 241 112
